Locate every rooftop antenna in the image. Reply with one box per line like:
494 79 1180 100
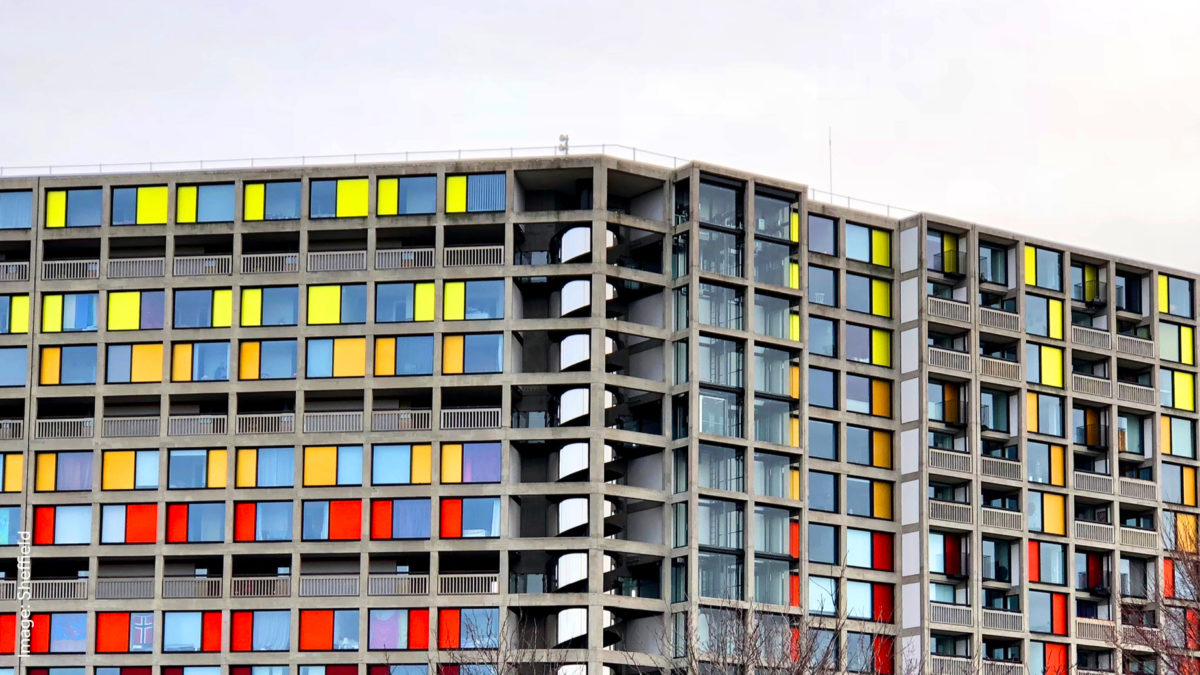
558 134 570 156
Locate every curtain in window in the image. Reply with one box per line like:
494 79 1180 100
252 611 290 651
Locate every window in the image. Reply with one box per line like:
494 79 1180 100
696 550 741 601
240 286 299 326
698 180 742 228
297 609 359 651
440 497 500 538
173 289 232 329
438 608 500 649
102 450 158 490
1026 295 1064 339
1025 343 1064 387
104 343 163 383
304 445 362 486
699 227 742 276
239 339 297 380
1029 540 1067 584
809 266 837 306
847 477 892 519
162 611 221 652
374 335 434 376
27 613 87 653
370 498 432 539
366 608 431 650
1027 491 1066 535
39 345 97 385
697 443 743 491
1027 392 1065 436
809 523 838 564
45 187 102 227
846 273 891 317
104 290 163 332
95 612 155 653
754 293 796 340
307 284 367 324
754 556 791 606
754 452 792 498
34 451 92 491
171 341 230 381
1029 642 1069 675
376 282 435 322
235 447 294 488
441 442 501 483
699 388 742 437
697 497 743 549
1162 368 1197 411
165 502 225 543
846 529 894 570
444 280 504 320
176 183 235 223
0 506 18 545
754 239 793 287
929 532 967 575
98 504 157 544
244 181 301 221
1160 274 1195 318
168 449 226 489
809 471 837 512
112 185 168 225
979 243 1008 284
699 335 743 387
302 500 363 541
0 346 26 386
231 610 291 652
1161 321 1196 364
442 333 503 373
698 282 743 329
809 316 835 357
847 425 892 468
847 580 894 622
846 374 892 417
980 389 1010 433
1028 591 1068 635
929 380 964 424
0 189 33 228
754 192 794 240
446 173 505 213
848 633 894 674
0 452 23 492
1163 416 1196 458
809 419 837 460
310 178 368 218
41 292 97 332
305 337 366 378
846 222 890 266
1027 442 1066 486
233 501 293 541
808 214 836 255
926 230 961 274
754 504 792 556
1163 463 1197 506
372 444 433 485
0 295 29 334
1025 245 1062 291
809 576 837 615
845 323 891 367
32 504 91 544
378 175 436 215
809 367 837 408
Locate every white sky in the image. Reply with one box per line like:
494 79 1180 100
2 0 1197 269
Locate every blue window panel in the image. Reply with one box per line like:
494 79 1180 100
260 340 297 379
376 283 415 322
62 293 97 331
50 613 88 652
162 611 202 651
262 287 298 326
306 339 334 378
0 190 33 229
135 450 158 489
372 445 410 484
140 291 165 329
106 345 132 383
461 497 500 537
462 334 503 373
395 335 433 375
0 296 9 333
460 608 500 648
60 345 97 384
257 448 294 487
66 188 102 227
264 181 301 220
338 445 363 485
174 290 213 328
192 342 230 381
100 504 125 543
188 503 225 542
302 501 329 540
169 449 207 488
393 498 431 539
463 442 502 483
341 285 367 324
197 184 235 223
256 501 293 541
251 610 290 651
467 174 505 212
398 176 436 215
112 187 138 225
0 347 26 386
310 180 337 218
0 505 19 544
55 505 92 544
464 280 505 319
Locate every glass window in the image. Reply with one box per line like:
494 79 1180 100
698 283 743 329
462 333 503 373
256 339 297 379
754 345 791 395
376 282 430 322
753 293 791 339
0 190 33 229
260 287 299 326
809 576 837 615
809 471 837 512
0 346 26 386
465 174 506 212
699 182 741 228
809 523 837 564
394 335 434 375
168 449 209 489
809 316 835 356
187 502 225 542
754 193 791 239
397 176 436 214
460 442 501 483
754 239 791 286
460 497 501 537
699 388 742 438
980 389 1010 432
1032 246 1062 291
809 367 836 408
979 244 1008 284
254 447 293 487
809 266 837 306
698 443 743 492
0 505 19 544
1027 295 1049 336
62 188 103 227
808 214 836 255
263 181 301 220
754 452 790 498
392 499 432 539
699 228 742 277
698 498 743 548
755 504 790 555
754 397 791 445
461 280 505 319
1165 275 1195 318
192 342 230 381
309 180 338 218
698 336 743 387
809 419 837 459
195 184 235 222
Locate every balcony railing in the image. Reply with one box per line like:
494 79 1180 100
102 416 160 438
108 257 165 279
230 575 291 598
235 413 296 435
95 577 154 599
929 602 973 627
1117 334 1155 358
303 411 363 433
371 409 433 432
35 417 94 439
31 579 89 600
930 500 973 525
0 261 29 282
1120 527 1159 550
1074 521 1115 544
168 414 227 436
979 306 1021 332
162 577 222 599
981 507 1022 532
441 407 503 430
308 250 367 272
929 448 972 474
299 574 359 597
931 656 975 675
1075 617 1113 642
1119 477 1157 501
0 580 12 600
979 456 1021 482
1073 325 1113 350
928 297 971 323
982 662 1023 675
1074 471 1113 495
1117 382 1157 406
1072 373 1113 398
979 356 1021 381
242 252 300 274
444 245 504 267
438 573 500 595
173 254 233 276
928 347 972 372
376 248 435 270
43 259 100 281
0 419 23 440
981 609 1022 632
367 573 430 596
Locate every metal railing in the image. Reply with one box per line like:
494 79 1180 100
979 306 1021 332
438 573 500 595
1120 527 1159 550
242 252 300 274
299 574 360 597
42 259 99 280
108 256 165 278
1119 477 1157 501
0 261 29 282
303 411 363 433
35 417 94 439
982 662 1023 675
367 573 430 596
376 247 436 270
0 580 12 600
1075 617 1113 642
930 656 975 675
929 448 972 473
927 296 971 323
444 245 504 267
173 254 232 276
163 577 222 599
371 410 432 432
928 347 972 372
308 250 367 272
929 602 973 627
1117 382 1157 406
980 456 1021 481
981 609 1022 632
1073 325 1113 350
31 579 88 600
930 500 973 525
981 507 1022 531
230 575 291 598
980 356 1021 381
1074 471 1113 495
102 416 160 438
1073 373 1113 398
236 413 295 434
95 577 154 599
167 414 228 436
441 407 503 430
1117 334 1156 358
1074 521 1115 544
0 419 23 440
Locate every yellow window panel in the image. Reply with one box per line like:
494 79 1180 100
332 338 366 377
244 183 265 221
236 449 258 488
212 289 232 327
1163 417 1173 454
411 444 432 484
9 296 28 334
942 234 957 273
304 446 337 486
377 178 398 216
130 344 163 383
42 294 63 333
789 416 800 448
788 262 800 289
446 175 467 213
241 288 263 327
789 211 799 243
871 329 891 367
443 282 465 321
176 185 198 223
870 279 891 317
207 449 227 488
1185 466 1197 506
871 229 891 267
1048 299 1063 340
102 451 135 490
375 337 396 376
1043 493 1066 535
240 341 261 380
1175 371 1196 411
1041 346 1063 388
443 335 465 374
1179 513 1198 553
789 364 800 399
1024 245 1037 286
35 453 56 491
336 178 369 218
871 379 891 417
789 312 800 342
108 291 141 331
1050 445 1065 486
873 482 892 520
1026 392 1039 433
1084 265 1099 301
441 443 464 483
40 347 60 385
790 468 801 500
3 454 23 492
1160 275 1171 314
136 186 168 224
1184 326 1195 366
307 286 342 325
873 431 892 468
46 190 66 228
414 282 435 322
172 343 193 382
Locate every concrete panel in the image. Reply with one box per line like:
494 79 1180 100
900 277 919 323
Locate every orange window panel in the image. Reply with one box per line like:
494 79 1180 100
328 500 362 540
299 610 334 650
438 609 461 649
443 335 464 374
240 341 261 380
871 379 891 417
375 337 396 376
95 612 130 653
125 504 157 544
130 344 163 383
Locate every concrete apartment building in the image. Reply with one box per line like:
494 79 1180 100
0 151 1194 675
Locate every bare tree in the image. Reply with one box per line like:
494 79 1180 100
432 608 565 675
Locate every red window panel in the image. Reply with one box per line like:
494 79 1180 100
231 610 254 652
789 521 800 559
201 610 222 652
789 573 801 607
1167 558 1177 597
0 613 15 654
371 499 393 539
789 627 801 661
441 499 463 538
326 668 357 675
33 506 55 545
1087 554 1104 589
440 668 460 675
873 583 894 623
1188 610 1200 649
300 609 334 650
874 635 895 675
125 504 157 544
1028 541 1041 583
96 612 131 653
121 669 152 675
29 613 50 653
328 499 362 540
409 608 430 649
232 668 251 675
234 502 257 542
1045 642 1068 675
166 503 188 543
1051 593 1068 635
944 535 962 576
872 532 893 571
438 608 461 649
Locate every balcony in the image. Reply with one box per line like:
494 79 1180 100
0 419 23 440
0 261 29 282
35 417 94 439
368 573 430 596
308 250 366 272
95 577 154 600
1075 618 1114 642
980 507 1022 532
108 257 165 279
162 577 222 599
980 456 1021 481
928 297 971 323
982 662 1023 675
445 245 504 267
929 347 972 373
929 448 972 474
299 574 359 597
173 254 232 277
235 412 296 435
1073 325 1113 351
979 356 1021 382
930 500 973 525
1117 382 1156 406
230 575 291 598
929 602 973 627
442 407 503 431
1074 521 1115 544
931 656 975 675
1119 477 1157 501
302 411 363 433
1072 373 1113 398
0 580 12 600
42 259 99 281
102 416 160 438
981 609 1022 632
1116 334 1155 358
30 579 89 600
1119 527 1159 550
376 247 435 270
371 409 432 432
167 414 227 436
242 252 300 274
439 573 500 595
979 307 1021 332
1073 471 1113 495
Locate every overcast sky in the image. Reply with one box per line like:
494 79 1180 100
1 0 1197 269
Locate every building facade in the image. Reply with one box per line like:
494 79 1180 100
0 153 1194 675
